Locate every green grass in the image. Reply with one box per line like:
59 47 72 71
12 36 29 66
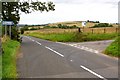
0 55 2 79
84 33 117 41
0 26 2 36
105 37 119 57
2 37 20 78
27 32 75 42
26 32 117 42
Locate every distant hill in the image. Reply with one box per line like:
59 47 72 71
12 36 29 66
47 21 99 27
18 21 118 28
47 21 118 28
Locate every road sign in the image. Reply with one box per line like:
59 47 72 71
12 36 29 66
2 21 14 26
2 21 14 39
82 21 86 27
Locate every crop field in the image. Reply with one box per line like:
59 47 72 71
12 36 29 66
83 27 118 33
25 27 118 34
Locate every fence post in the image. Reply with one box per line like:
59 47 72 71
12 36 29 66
78 28 81 33
116 28 118 33
104 28 106 33
92 29 93 34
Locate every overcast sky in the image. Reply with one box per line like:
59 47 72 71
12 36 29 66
19 0 119 24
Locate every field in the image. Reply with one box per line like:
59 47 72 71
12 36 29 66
25 27 117 42
26 32 117 42
47 21 98 27
25 27 118 34
83 27 118 33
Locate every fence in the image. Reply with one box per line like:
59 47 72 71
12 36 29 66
81 27 119 34
25 27 119 34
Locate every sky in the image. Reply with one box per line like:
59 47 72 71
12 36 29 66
19 0 119 24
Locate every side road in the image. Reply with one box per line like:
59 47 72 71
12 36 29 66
58 40 116 59
64 40 113 53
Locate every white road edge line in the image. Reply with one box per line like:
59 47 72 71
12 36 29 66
45 46 64 57
80 65 107 80
56 42 100 55
35 41 41 45
25 36 41 45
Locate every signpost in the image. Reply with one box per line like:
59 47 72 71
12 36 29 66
2 21 14 38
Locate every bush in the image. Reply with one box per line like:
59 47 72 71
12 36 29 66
57 24 77 29
20 28 24 34
11 26 20 41
92 23 113 28
29 27 38 30
23 26 29 31
51 26 58 28
20 26 30 34
44 26 51 28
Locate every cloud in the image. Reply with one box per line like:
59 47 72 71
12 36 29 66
19 0 118 24
51 0 84 4
51 0 119 7
51 0 119 9
20 0 119 6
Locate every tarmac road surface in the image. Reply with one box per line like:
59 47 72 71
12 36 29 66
17 36 118 79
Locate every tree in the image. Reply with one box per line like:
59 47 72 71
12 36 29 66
92 23 113 28
2 1 55 25
1 1 55 40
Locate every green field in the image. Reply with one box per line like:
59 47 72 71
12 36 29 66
26 32 117 42
2 37 20 78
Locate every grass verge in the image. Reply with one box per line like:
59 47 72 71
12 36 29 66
26 32 117 42
2 37 20 78
104 37 119 57
26 32 75 42
0 55 2 79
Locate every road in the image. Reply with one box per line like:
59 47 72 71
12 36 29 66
17 36 118 79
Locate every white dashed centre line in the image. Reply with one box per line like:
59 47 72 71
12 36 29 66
70 60 73 62
35 41 41 45
80 65 107 80
45 46 64 57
